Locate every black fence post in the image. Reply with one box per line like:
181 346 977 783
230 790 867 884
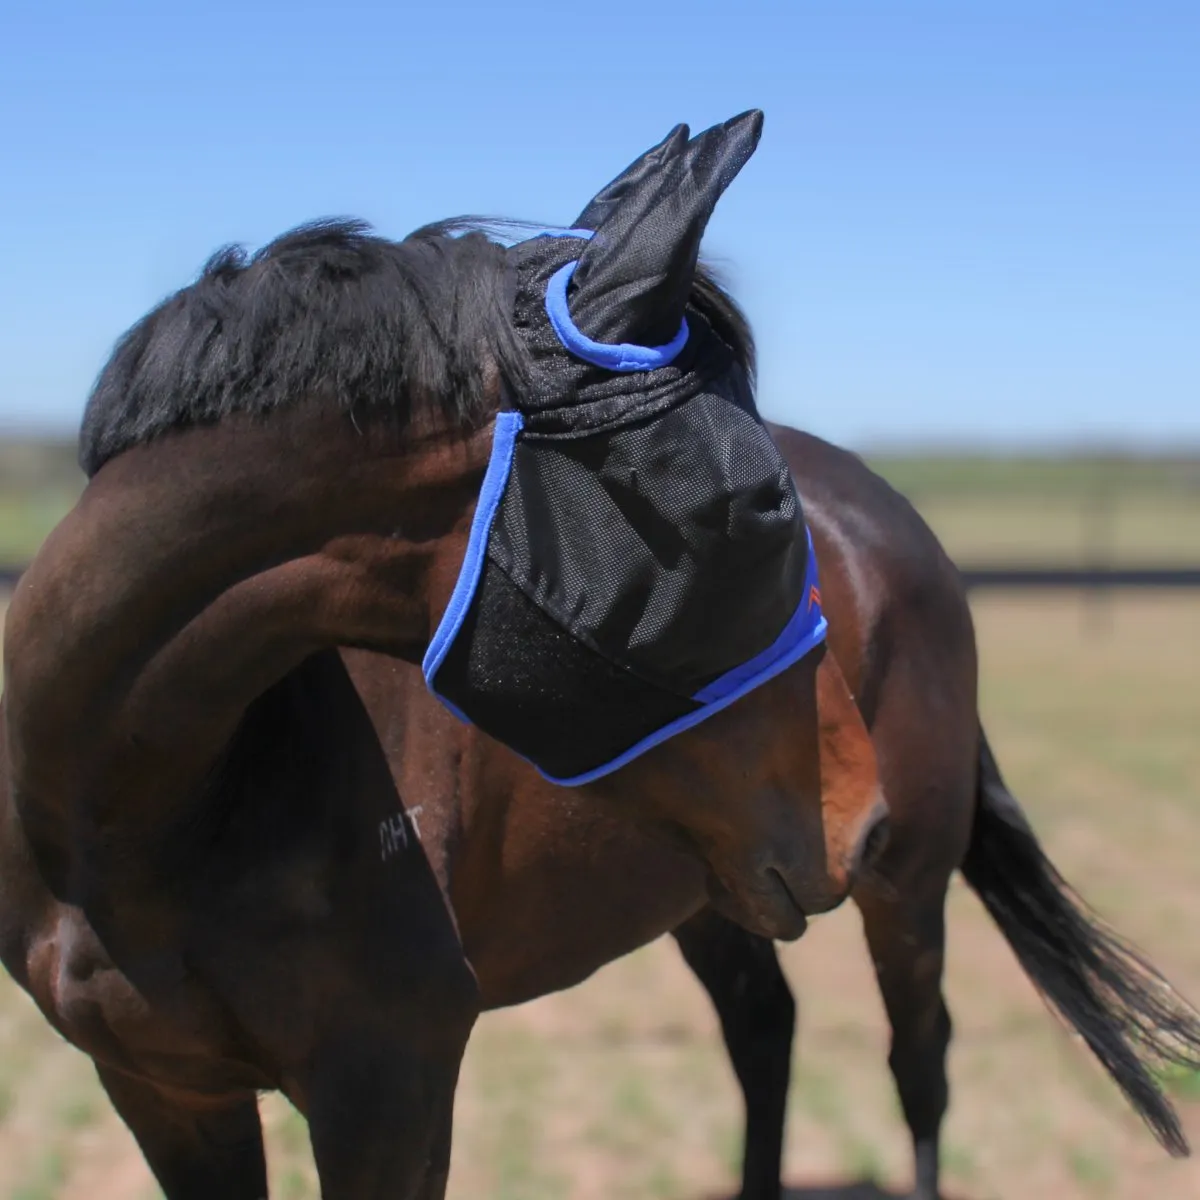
1082 481 1116 637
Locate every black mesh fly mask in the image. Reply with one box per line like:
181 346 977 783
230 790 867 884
423 112 828 785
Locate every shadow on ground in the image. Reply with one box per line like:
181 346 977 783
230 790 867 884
706 1183 970 1200
783 1186 908 1200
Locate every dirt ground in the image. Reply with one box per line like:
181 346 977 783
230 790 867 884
1 593 1197 1199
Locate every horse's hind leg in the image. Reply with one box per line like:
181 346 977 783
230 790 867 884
95 1063 267 1200
855 877 953 1200
673 907 794 1200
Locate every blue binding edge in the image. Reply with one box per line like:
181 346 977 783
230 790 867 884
422 409 524 693
538 529 829 787
535 227 690 373
545 261 690 373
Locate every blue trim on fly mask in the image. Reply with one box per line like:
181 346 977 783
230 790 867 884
545 261 690 373
535 529 828 787
422 409 524 696
535 227 691 373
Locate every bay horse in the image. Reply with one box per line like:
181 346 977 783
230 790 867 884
0 113 886 1199
349 417 1200 1200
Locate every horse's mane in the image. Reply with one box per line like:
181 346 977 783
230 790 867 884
78 217 756 477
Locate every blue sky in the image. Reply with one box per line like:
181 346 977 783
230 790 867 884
1 1 1197 449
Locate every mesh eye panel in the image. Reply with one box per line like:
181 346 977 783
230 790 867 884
433 560 699 780
491 385 807 697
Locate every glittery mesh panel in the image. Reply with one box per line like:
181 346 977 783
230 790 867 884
490 381 809 697
434 559 699 780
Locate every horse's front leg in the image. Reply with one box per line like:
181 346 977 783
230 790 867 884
672 907 795 1200
281 932 477 1200
297 1027 465 1200
95 1063 267 1200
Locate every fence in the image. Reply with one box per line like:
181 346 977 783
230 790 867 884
5 563 1200 593
959 565 1200 591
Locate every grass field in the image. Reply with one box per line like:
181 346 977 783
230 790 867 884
873 455 1200 568
0 441 82 565
1 446 1198 1198
2 439 1199 570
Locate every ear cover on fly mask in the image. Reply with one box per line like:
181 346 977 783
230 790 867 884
423 111 828 786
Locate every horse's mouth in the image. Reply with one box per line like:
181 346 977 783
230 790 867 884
704 867 810 942
765 867 810 940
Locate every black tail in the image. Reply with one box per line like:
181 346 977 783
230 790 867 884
962 731 1200 1157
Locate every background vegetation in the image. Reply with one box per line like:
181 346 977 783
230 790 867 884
1 440 1197 1198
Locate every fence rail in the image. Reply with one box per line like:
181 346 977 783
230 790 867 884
959 565 1200 591
4 563 1200 594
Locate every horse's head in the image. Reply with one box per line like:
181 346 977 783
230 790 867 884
581 642 886 941
66 109 884 941
423 112 886 938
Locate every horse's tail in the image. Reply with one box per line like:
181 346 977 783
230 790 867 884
960 730 1200 1156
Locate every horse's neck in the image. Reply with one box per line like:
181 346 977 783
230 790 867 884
2 404 489 851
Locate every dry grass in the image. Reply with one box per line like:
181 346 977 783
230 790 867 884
2 568 1200 1190
1 591 1197 1198
913 492 1200 566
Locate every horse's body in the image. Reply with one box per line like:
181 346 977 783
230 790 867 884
349 422 1200 1200
354 423 971 1012
3 108 1194 1199
0 116 889 1199
337 421 978 1200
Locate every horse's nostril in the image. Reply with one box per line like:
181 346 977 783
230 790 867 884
858 814 892 872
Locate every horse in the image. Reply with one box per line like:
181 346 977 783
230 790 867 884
0 112 887 1199
347 420 1200 1200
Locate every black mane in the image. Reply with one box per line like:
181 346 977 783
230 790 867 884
79 217 756 477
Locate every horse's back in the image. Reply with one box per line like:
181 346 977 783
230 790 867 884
770 424 963 596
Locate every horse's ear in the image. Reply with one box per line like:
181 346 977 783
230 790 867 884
573 122 691 232
567 110 763 347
